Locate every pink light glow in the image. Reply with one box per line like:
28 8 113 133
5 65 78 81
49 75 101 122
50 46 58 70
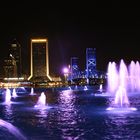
63 67 69 74
107 59 139 110
5 88 11 104
34 92 46 108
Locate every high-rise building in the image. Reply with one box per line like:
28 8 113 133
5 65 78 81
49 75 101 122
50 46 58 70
28 38 52 82
3 54 17 78
86 48 96 78
70 57 79 79
9 39 22 77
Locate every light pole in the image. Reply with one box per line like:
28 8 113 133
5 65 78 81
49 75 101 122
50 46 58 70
63 67 69 86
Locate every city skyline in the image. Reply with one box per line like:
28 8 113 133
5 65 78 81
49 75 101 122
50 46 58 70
1 6 140 75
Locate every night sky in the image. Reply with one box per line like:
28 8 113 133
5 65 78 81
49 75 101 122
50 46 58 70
0 4 140 76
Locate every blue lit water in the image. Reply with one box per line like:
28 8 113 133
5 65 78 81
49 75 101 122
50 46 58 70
0 86 140 140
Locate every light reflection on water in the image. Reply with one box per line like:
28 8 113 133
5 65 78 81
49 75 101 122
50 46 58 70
4 105 13 120
104 112 140 139
58 90 80 139
0 88 140 139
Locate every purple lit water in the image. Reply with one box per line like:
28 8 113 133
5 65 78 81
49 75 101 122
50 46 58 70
34 92 46 108
114 86 129 106
30 87 34 95
129 61 140 91
107 61 119 93
12 88 18 98
107 59 138 110
4 88 11 104
0 86 140 139
84 86 88 91
0 119 27 140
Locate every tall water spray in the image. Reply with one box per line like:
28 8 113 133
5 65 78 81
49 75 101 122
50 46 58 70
0 119 27 140
107 61 119 93
12 88 17 98
5 88 11 104
129 61 140 91
34 92 46 108
30 88 34 95
107 59 138 110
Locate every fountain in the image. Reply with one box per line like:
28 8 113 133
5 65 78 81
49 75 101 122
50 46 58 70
30 87 34 94
84 86 88 91
30 87 36 95
34 92 47 108
107 59 137 111
4 88 11 104
75 85 78 90
68 86 72 90
12 88 18 98
114 86 129 107
0 119 27 140
98 84 103 92
16 87 26 95
100 84 103 90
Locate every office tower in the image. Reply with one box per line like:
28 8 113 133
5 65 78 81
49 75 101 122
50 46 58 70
9 39 22 77
28 38 52 81
86 48 96 78
3 55 17 78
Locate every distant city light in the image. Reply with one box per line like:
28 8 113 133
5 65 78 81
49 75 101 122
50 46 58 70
10 54 14 58
31 39 47 42
63 67 69 74
4 77 24 80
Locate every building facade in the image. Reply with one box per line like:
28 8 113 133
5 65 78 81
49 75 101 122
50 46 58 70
28 38 52 82
3 55 17 78
9 39 22 77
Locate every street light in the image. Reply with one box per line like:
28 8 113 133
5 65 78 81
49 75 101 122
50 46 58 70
63 67 69 85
